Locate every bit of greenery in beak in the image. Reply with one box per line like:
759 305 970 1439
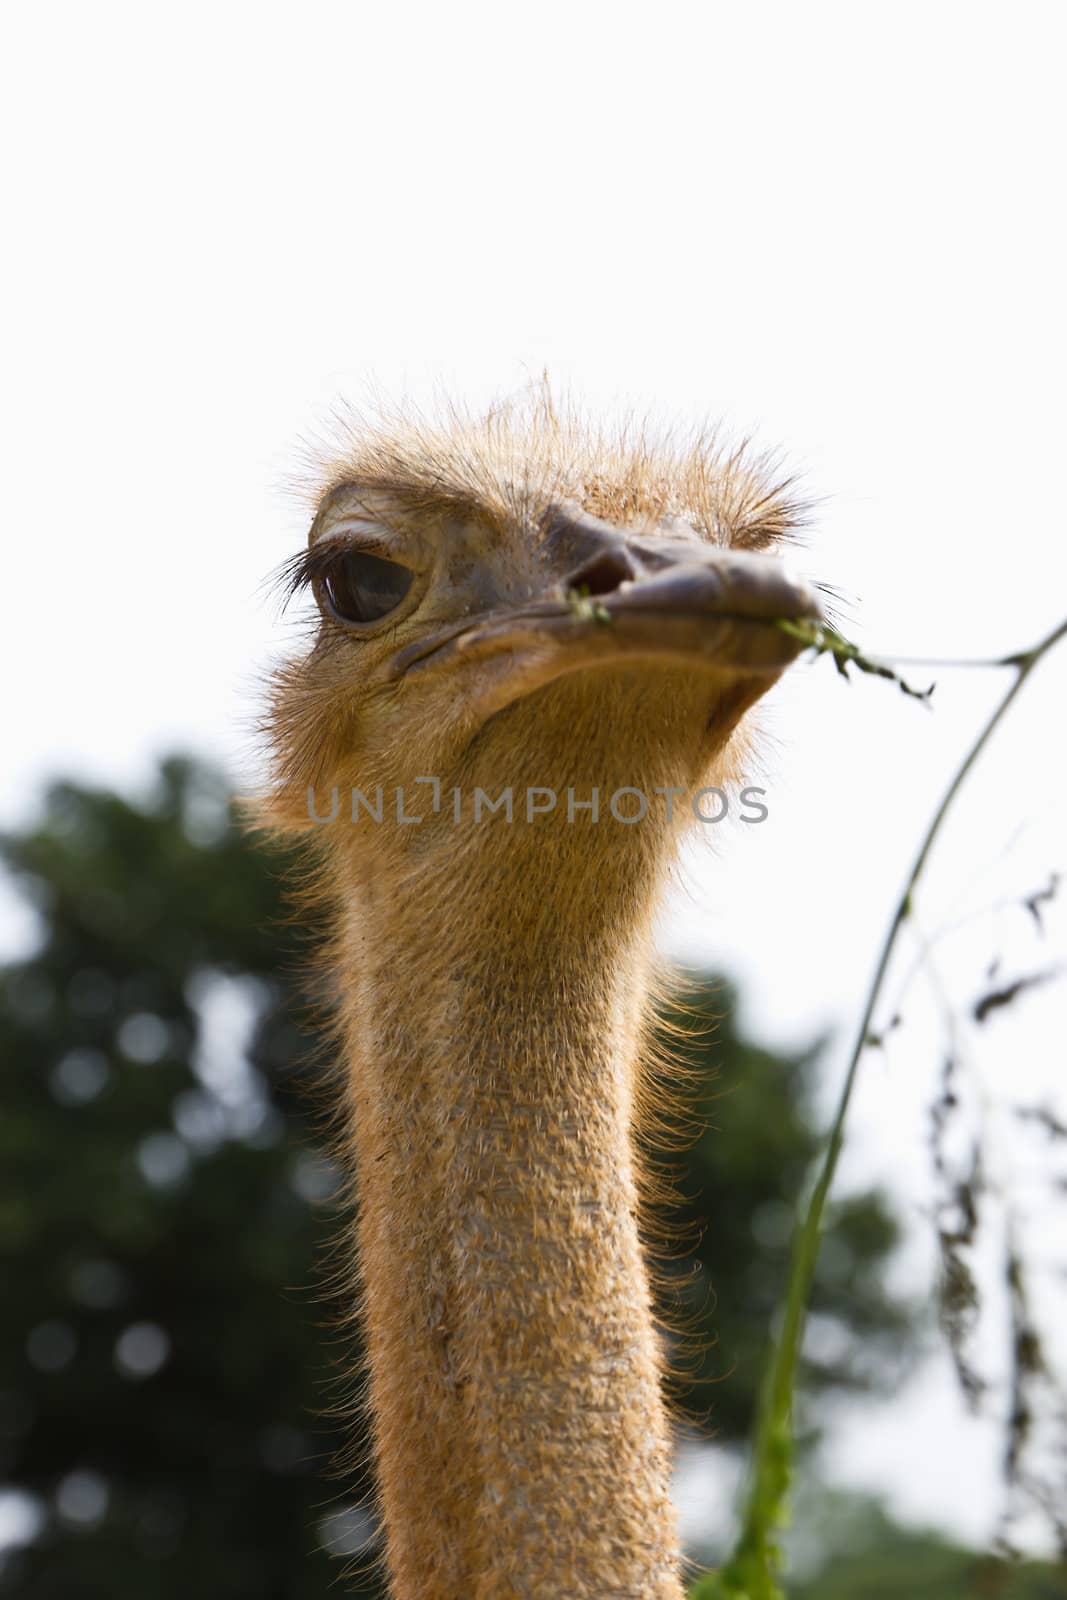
774 617 936 702
565 585 614 625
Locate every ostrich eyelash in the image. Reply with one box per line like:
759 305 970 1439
272 541 353 611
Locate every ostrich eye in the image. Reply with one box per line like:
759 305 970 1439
320 550 415 625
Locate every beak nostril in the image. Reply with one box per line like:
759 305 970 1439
565 549 638 598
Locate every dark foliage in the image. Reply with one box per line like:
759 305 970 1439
648 990 912 1442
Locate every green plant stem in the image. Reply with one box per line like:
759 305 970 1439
700 614 1067 1600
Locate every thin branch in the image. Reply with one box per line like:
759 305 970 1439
882 871 1064 1042
777 616 1066 676
695 613 1067 1600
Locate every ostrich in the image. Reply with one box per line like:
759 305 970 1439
260 392 819 1600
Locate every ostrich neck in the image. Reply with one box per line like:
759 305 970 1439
334 828 684 1600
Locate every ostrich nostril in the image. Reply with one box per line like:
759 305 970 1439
565 547 638 598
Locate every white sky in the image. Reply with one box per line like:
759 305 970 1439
3 0 1066 1560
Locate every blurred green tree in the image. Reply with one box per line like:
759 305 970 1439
648 983 913 1443
788 1495 1065 1599
0 757 913 1596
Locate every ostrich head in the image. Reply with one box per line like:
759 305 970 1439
267 393 819 858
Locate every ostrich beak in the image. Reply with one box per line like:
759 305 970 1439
389 503 822 710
